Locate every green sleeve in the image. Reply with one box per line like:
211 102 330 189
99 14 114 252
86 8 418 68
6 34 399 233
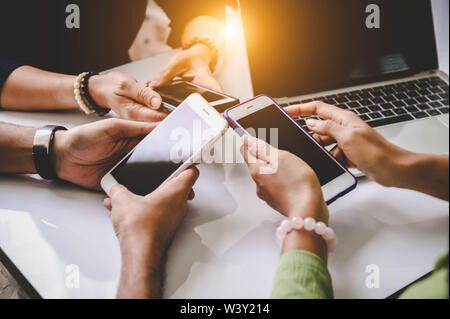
399 252 449 299
271 250 334 299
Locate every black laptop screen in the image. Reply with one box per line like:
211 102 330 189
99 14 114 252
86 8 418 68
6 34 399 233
239 0 438 97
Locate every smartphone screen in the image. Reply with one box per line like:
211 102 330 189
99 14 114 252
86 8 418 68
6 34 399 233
111 101 216 196
236 104 345 186
155 82 226 104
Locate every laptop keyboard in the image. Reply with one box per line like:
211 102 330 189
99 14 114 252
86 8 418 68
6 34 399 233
280 76 449 129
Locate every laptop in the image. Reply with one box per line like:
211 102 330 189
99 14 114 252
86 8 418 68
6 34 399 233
238 0 449 161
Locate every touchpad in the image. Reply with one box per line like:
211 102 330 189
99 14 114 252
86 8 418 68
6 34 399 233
376 116 449 155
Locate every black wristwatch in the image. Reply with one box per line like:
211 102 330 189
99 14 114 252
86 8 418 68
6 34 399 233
32 125 68 180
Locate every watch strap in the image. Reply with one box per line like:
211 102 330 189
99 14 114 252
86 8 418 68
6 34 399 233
32 125 68 180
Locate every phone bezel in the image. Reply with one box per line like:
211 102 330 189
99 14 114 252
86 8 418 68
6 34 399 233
224 95 357 205
101 93 229 196
156 80 238 112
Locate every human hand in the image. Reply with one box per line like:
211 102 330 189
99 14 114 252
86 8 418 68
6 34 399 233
104 167 199 250
89 72 167 122
52 118 157 190
148 44 224 93
242 135 329 223
285 101 411 187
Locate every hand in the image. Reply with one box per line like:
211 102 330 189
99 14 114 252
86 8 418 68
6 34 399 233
104 167 200 250
285 101 411 187
242 135 329 223
53 118 157 190
89 72 167 122
104 167 199 299
149 44 224 93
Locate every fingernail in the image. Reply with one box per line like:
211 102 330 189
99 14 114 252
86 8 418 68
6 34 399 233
306 119 316 127
151 96 162 109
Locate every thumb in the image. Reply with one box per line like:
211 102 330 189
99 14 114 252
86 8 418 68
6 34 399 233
306 119 345 142
164 167 200 199
109 184 135 207
152 59 186 88
126 81 162 110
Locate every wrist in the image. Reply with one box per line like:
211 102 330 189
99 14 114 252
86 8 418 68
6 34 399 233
118 232 165 264
283 227 329 263
188 44 212 67
87 74 109 109
51 130 69 180
389 148 421 189
285 185 329 224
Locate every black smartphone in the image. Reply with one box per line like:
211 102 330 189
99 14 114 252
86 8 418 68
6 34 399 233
154 80 240 114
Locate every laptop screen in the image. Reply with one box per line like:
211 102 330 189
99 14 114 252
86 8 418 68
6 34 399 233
239 0 438 98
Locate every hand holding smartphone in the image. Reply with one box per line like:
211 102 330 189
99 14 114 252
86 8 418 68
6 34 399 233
224 95 356 204
101 94 228 196
154 80 240 114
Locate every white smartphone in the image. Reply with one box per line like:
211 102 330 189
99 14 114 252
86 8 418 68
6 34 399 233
101 93 228 196
154 80 240 114
224 95 357 204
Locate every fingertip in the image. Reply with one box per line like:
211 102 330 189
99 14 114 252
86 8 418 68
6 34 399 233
103 198 112 211
306 119 318 128
150 95 162 110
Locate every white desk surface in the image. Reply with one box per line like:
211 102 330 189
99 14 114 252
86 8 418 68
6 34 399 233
0 6 449 299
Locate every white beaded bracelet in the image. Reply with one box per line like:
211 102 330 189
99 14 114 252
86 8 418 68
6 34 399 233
74 72 94 115
276 217 337 253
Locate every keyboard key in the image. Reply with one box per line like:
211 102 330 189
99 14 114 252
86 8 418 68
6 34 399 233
442 99 449 106
366 114 414 128
371 97 384 104
335 97 348 103
407 90 420 97
347 94 360 101
427 109 441 117
439 107 449 114
347 101 360 108
393 100 406 107
412 111 429 119
406 106 419 113
356 107 370 114
381 110 395 117
427 94 440 101
404 98 417 105
296 118 306 126
359 114 370 121
383 88 395 95
405 84 419 91
429 101 442 108
416 96 429 103
359 93 372 99
336 104 348 109
417 103 431 111
368 112 383 119
369 105 381 112
380 102 395 110
383 95 396 102
418 89 430 95
439 93 449 100
394 93 408 100
429 87 443 94
359 99 373 106
322 99 336 105
394 108 408 115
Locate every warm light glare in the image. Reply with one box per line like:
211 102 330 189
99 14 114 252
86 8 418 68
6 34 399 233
225 23 238 39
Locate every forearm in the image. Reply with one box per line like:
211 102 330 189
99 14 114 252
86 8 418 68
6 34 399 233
0 66 77 111
0 122 37 174
117 236 165 299
394 152 449 201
